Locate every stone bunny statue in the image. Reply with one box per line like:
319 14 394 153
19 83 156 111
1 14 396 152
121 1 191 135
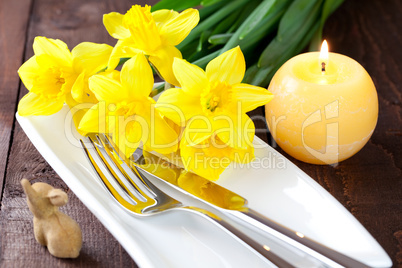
21 179 82 258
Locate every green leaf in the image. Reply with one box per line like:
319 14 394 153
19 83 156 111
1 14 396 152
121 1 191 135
151 0 202 11
197 30 212 51
220 0 290 53
210 8 243 36
180 39 200 59
177 0 249 49
208 33 233 45
238 0 276 40
309 0 345 51
198 0 229 21
238 0 291 51
258 0 323 68
242 64 260 84
201 0 226 7
191 50 221 69
226 0 261 33
277 0 320 40
253 21 321 87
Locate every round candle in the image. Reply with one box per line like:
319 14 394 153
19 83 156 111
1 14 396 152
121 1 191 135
265 41 378 164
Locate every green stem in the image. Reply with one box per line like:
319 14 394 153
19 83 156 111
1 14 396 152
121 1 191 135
177 0 249 50
150 83 165 98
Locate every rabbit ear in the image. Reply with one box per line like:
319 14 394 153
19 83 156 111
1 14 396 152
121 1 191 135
47 189 68 207
21 178 39 200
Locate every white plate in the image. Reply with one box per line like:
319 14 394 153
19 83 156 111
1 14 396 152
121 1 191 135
16 106 391 268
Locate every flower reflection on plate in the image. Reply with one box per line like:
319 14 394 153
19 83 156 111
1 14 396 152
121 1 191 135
16 106 391 268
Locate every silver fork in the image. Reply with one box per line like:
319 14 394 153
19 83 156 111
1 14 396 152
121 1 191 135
80 134 294 267
81 134 370 268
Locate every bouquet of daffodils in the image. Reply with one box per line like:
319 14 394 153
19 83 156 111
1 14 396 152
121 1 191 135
17 1 342 180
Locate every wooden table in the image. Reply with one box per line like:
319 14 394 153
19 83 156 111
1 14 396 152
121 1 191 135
0 0 401 267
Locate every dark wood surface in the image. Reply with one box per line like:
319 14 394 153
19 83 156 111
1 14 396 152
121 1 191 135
0 0 401 267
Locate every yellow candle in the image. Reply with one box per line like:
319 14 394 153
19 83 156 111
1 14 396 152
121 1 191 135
265 41 378 164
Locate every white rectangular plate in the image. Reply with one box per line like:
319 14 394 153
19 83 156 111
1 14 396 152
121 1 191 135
16 106 391 268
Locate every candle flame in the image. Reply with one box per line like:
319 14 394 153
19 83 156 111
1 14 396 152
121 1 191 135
320 40 329 74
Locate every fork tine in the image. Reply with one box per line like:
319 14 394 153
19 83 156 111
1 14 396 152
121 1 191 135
100 135 171 199
80 137 156 213
89 135 146 204
95 134 156 204
100 134 182 211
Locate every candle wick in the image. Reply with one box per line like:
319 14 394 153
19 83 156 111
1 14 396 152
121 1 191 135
321 62 326 74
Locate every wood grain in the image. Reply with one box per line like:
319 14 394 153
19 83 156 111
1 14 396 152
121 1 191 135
0 0 33 199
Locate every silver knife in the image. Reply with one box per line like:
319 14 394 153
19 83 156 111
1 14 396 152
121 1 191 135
123 145 370 268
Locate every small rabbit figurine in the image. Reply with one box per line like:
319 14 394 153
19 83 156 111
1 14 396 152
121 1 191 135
21 179 82 258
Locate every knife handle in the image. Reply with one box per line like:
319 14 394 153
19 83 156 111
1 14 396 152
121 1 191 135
222 208 371 268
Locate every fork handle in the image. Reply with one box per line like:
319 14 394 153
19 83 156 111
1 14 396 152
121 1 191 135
182 206 295 268
222 209 371 268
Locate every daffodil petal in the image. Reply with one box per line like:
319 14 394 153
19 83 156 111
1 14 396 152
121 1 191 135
103 12 131 39
78 102 109 134
160 8 199 46
18 56 40 91
179 138 197 170
121 53 153 99
231 83 274 113
18 92 64 116
172 58 208 97
156 88 202 126
149 46 181 87
107 39 140 71
70 71 97 104
206 46 245 85
71 72 86 102
112 122 142 159
179 138 225 181
33 36 72 67
183 116 213 146
65 93 95 135
129 116 149 145
214 112 255 149
89 74 127 103
99 70 121 82
145 113 178 154
72 42 113 75
152 9 179 28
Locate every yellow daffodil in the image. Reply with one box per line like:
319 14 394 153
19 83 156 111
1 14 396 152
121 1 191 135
18 37 75 116
157 46 274 149
156 46 273 180
79 53 178 158
103 5 199 86
18 36 112 132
